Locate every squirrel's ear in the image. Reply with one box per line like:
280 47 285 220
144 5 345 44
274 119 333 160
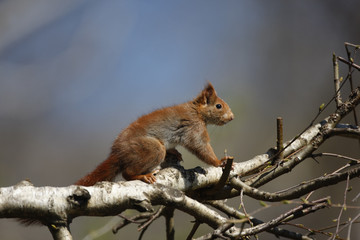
194 82 217 105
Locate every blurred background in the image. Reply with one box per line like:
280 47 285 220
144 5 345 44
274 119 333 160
0 0 359 239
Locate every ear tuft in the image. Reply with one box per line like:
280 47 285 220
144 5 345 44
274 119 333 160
203 82 217 104
194 82 217 105
204 82 215 94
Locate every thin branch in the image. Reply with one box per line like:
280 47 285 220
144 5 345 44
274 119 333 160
281 197 331 223
284 222 341 239
231 198 329 237
305 162 353 201
352 192 360 202
163 207 175 240
207 200 312 240
138 225 148 240
48 223 73 240
312 152 360 164
138 206 165 231
277 117 284 160
344 42 360 50
329 124 360 139
345 43 360 127
213 156 234 191
194 223 234 240
318 219 360 232
344 42 360 149
113 212 155 233
333 53 342 107
343 212 360 239
239 188 255 234
331 174 350 240
230 166 360 202
337 56 360 71
186 221 201 240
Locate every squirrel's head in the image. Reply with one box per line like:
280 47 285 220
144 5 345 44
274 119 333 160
193 82 234 125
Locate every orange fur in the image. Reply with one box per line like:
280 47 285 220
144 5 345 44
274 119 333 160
76 82 234 185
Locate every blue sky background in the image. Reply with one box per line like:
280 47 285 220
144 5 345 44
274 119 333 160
0 1 359 239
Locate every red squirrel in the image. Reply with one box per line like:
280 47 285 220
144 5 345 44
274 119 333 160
75 82 234 186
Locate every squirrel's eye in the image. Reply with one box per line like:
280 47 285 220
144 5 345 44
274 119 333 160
216 104 222 109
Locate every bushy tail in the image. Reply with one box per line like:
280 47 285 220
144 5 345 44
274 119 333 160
75 154 120 186
17 218 42 226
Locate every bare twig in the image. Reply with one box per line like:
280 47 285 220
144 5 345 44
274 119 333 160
284 222 340 239
304 162 353 201
163 207 175 240
318 218 360 232
337 56 360 71
344 212 360 239
113 212 155 233
344 42 360 149
231 198 329 237
277 117 284 160
48 223 72 240
312 152 360 164
330 174 350 240
315 213 360 240
239 189 255 232
194 223 234 240
344 42 360 50
138 225 148 240
333 53 343 107
214 156 234 191
207 200 313 240
186 221 201 240
281 197 331 223
329 124 360 139
138 206 165 231
230 166 360 202
352 192 360 202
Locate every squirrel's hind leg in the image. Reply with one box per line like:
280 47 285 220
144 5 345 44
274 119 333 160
122 136 166 184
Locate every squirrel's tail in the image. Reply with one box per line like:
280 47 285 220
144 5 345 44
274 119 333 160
17 218 42 226
75 154 120 186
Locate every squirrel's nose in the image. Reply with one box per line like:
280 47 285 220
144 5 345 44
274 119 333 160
227 112 234 121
